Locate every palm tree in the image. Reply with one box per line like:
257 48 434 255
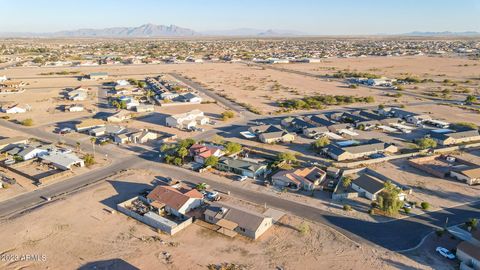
90 137 96 156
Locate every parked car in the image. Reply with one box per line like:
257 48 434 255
205 191 219 201
58 127 73 135
403 203 412 209
235 175 248 182
436 247 456 260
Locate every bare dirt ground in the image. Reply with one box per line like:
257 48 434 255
370 156 480 212
0 169 428 270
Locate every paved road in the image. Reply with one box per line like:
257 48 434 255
1 98 480 251
0 138 478 251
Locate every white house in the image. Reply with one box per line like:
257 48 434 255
2 104 27 114
0 75 7 82
165 109 209 130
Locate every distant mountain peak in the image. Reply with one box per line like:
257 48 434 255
51 24 198 37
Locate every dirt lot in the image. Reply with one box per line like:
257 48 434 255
370 154 480 211
0 169 429 270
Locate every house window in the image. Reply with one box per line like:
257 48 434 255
238 227 246 232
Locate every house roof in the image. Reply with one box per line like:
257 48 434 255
309 115 334 126
205 202 270 232
218 157 266 173
457 241 480 260
328 139 392 155
453 167 480 179
431 129 480 141
353 174 385 195
147 186 202 211
41 152 83 169
250 124 283 134
273 167 326 186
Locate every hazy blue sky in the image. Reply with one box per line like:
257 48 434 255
1 0 479 34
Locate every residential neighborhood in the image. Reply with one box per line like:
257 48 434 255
0 2 479 269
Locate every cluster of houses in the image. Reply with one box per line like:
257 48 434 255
0 77 25 94
74 119 162 145
347 77 396 87
0 136 84 171
146 76 202 105
118 183 278 239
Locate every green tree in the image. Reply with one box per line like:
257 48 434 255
21 118 34 126
225 142 242 154
195 183 207 191
420 202 430 210
204 156 219 167
377 181 403 216
342 176 352 188
177 147 189 161
312 136 330 149
416 137 437 149
178 139 196 149
83 154 95 167
465 95 477 104
277 152 298 165
221 110 235 121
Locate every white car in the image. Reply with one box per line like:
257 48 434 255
436 247 455 260
236 175 248 182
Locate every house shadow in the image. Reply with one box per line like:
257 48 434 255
100 180 152 209
135 112 170 126
78 258 139 270
320 200 480 252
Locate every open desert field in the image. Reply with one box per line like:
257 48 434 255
279 56 480 82
0 169 427 270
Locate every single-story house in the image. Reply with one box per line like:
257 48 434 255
75 119 105 132
456 241 480 270
351 174 406 201
351 174 386 201
65 104 84 112
189 144 225 164
0 137 28 152
17 146 48 161
216 157 267 179
40 152 84 170
107 111 132 123
147 185 203 218
249 125 295 144
177 92 202 103
1 104 27 114
303 126 329 138
129 130 158 144
135 104 154 113
204 202 273 240
430 129 480 146
272 166 326 191
165 109 209 130
88 72 108 80
324 139 398 161
450 166 480 185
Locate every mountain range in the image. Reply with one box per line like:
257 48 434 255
0 24 478 38
0 24 305 38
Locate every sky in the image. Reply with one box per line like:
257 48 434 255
0 0 479 35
